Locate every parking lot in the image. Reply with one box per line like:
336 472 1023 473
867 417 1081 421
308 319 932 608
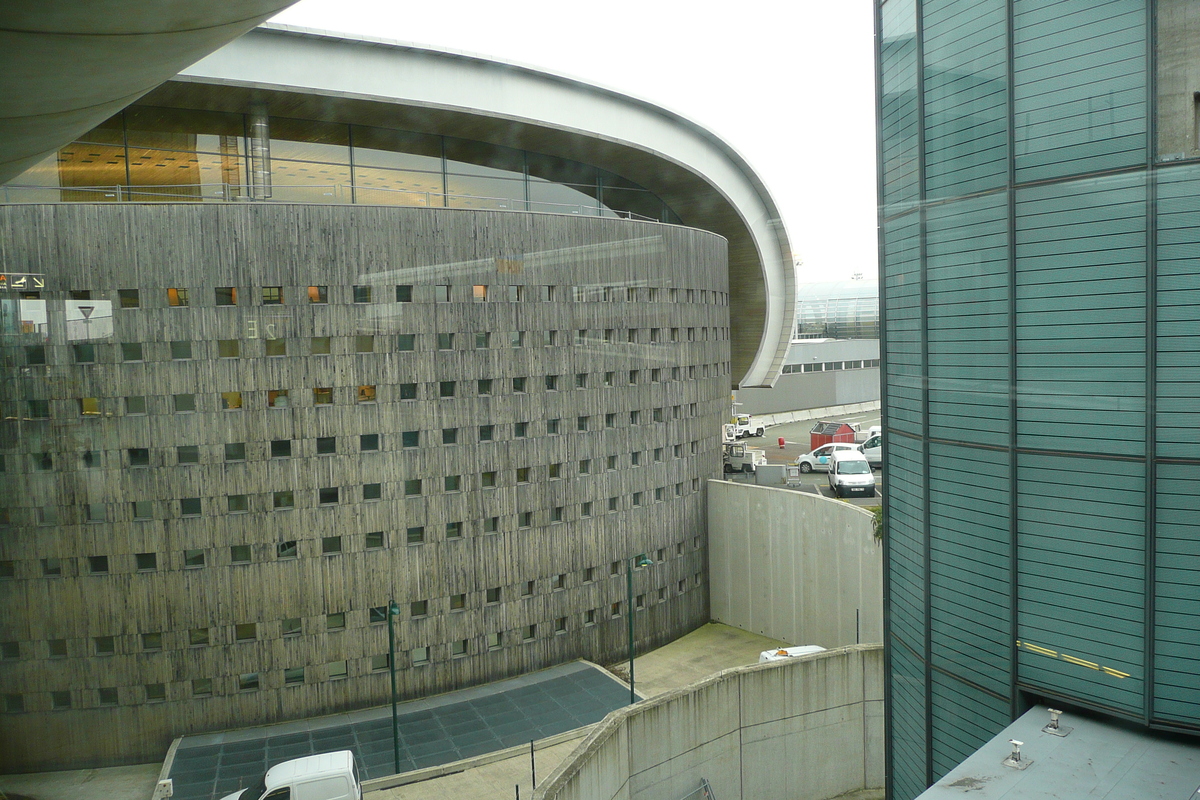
723 410 882 509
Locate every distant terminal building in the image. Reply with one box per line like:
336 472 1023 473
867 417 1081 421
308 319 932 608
794 279 879 340
877 1 1200 798
0 24 794 770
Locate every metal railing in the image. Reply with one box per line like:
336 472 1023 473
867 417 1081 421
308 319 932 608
0 182 661 222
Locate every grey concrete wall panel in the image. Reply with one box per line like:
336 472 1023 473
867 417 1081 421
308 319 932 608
707 481 882 648
0 1 299 183
535 645 885 800
735 369 882 416
172 24 794 389
0 203 727 771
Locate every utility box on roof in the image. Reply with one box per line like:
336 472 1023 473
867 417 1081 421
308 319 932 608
810 421 857 450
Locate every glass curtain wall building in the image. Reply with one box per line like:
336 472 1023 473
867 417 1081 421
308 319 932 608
2 105 683 224
876 1 1200 797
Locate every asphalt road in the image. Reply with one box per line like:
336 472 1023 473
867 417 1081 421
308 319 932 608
724 410 883 508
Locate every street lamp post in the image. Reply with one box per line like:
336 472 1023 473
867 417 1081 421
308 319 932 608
387 599 401 774
626 554 653 704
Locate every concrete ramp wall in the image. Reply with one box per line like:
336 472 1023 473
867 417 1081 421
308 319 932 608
707 480 883 648
534 645 884 800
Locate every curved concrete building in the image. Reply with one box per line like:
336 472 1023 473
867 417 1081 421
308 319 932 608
0 26 793 772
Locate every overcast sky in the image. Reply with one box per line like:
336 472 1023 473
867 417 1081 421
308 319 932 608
271 1 878 285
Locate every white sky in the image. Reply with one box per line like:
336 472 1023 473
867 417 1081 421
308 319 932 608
271 1 879 285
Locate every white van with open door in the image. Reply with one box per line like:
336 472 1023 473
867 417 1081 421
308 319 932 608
219 750 362 800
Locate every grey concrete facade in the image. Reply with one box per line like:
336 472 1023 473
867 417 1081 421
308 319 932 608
0 203 727 771
707 480 882 649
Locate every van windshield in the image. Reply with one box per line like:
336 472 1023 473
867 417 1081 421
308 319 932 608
838 461 871 474
244 775 268 800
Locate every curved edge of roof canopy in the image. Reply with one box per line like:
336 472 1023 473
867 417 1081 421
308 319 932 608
0 1 299 184
176 23 795 389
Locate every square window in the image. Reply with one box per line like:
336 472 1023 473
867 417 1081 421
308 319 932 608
553 573 566 590
630 411 640 425
313 387 333 405
318 487 339 505
400 383 418 400
326 611 345 630
307 285 327 304
174 394 195 413
606 413 616 429
451 639 468 656
545 374 558 391
353 285 372 304
52 691 72 710
479 424 494 441
577 416 589 431
481 471 497 488
121 342 143 361
611 602 622 618
317 436 336 454
485 516 499 533
435 285 451 302
486 587 501 604
321 536 343 555
633 492 643 507
512 377 526 393
519 511 533 528
328 660 348 679
217 339 240 358
548 463 561 479
171 340 193 360
267 389 290 409
410 599 428 616
355 335 374 353
577 329 587 344
522 580 535 597
238 673 259 693
357 385 377 404
215 287 237 306
271 439 292 458
73 343 95 363
404 479 422 496
411 647 430 664
609 497 618 512
656 487 665 501
230 545 251 564
446 521 463 539
473 285 488 302
218 390 243 410
88 555 109 574
184 549 205 568
368 654 389 671
363 483 382 500
555 617 567 634
80 450 98 469
310 336 331 355
631 451 641 466
450 593 466 610
407 526 425 545
360 433 379 451
180 497 201 516
581 501 592 517
396 285 413 302
475 332 490 349
442 428 458 445
277 540 298 559
41 558 62 577
136 552 157 571
118 289 139 309
439 381 456 398
524 625 536 642
369 606 387 624
508 285 523 302
79 397 100 416
132 500 153 520
282 617 302 636
477 378 493 395
189 627 210 646
607 455 617 471
547 418 560 434
510 330 525 348
98 687 119 708
283 666 305 686
397 333 416 351
273 490 294 510
514 421 528 438
516 467 530 483
402 430 420 448
227 494 249 513
365 531 385 549
122 395 147 416
224 442 246 461
48 638 68 658
141 632 162 651
167 288 189 307
488 633 502 650
260 286 283 305
604 371 614 386
235 623 257 642
444 475 461 492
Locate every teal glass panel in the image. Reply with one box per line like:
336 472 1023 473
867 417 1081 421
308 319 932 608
880 0 920 213
883 211 924 436
1154 464 1200 724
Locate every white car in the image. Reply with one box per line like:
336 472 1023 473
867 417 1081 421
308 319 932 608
793 442 859 473
859 433 882 469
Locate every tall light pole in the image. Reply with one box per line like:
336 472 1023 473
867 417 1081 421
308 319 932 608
387 599 401 774
626 554 653 704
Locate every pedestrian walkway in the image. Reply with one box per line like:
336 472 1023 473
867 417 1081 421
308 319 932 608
165 661 628 800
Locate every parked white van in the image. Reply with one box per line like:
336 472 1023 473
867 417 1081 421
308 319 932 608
827 450 876 498
219 750 362 800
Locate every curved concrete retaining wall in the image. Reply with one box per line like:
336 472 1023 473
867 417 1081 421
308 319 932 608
534 644 884 800
707 481 883 648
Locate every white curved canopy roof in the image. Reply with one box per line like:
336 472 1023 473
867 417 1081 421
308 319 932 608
175 24 794 388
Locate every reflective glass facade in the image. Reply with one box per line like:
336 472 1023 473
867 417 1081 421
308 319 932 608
877 2 1200 797
1 105 682 224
